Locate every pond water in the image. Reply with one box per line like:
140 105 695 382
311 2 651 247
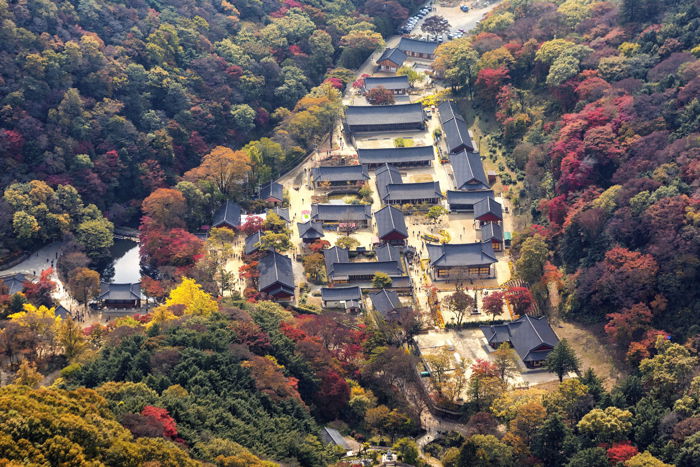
101 239 142 283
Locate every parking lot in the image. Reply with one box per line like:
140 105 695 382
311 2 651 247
401 1 502 41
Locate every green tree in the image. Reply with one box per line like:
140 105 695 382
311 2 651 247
577 407 633 443
639 338 698 402
76 218 114 259
14 360 43 388
397 66 423 86
258 232 292 252
372 272 392 289
433 39 479 91
515 235 548 284
12 211 40 241
302 253 325 282
565 448 609 467
230 104 256 132
393 438 419 465
205 227 236 296
545 339 580 382
335 236 359 249
531 412 570 467
546 54 581 87
458 434 514 467
427 205 448 220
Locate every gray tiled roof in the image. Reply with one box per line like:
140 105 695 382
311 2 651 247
443 117 474 153
364 75 410 91
323 246 350 276
321 427 351 450
259 181 283 202
427 242 497 267
358 146 434 165
385 181 442 202
439 101 474 153
331 261 403 279
377 47 407 66
297 221 324 240
258 250 294 293
212 200 242 228
481 222 504 242
370 288 404 317
375 164 403 201
374 205 408 239
1 273 27 295
375 243 401 263
321 286 362 302
98 283 143 301
345 103 424 127
480 315 560 362
446 190 494 205
270 206 290 222
397 37 440 55
312 165 369 183
474 197 503 220
244 231 263 255
450 150 489 190
311 204 372 222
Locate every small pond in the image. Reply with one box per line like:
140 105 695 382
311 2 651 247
100 239 142 283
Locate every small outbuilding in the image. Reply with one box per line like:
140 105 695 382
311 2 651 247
244 231 263 256
450 150 489 191
258 251 295 301
374 205 408 244
474 197 503 223
446 190 495 212
377 47 407 71
0 273 28 295
311 204 372 228
480 315 560 368
397 37 440 59
212 200 242 230
321 286 363 312
370 289 409 320
258 182 284 204
297 221 325 244
481 222 504 252
363 75 410 95
97 283 143 309
312 165 369 189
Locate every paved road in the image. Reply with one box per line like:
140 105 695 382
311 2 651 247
0 242 64 277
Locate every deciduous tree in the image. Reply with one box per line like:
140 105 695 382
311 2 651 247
67 267 100 311
142 188 187 229
366 87 395 105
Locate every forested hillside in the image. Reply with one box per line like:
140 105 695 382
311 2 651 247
0 0 423 255
0 0 699 466
435 0 699 354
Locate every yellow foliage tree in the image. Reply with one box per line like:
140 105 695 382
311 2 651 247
491 387 548 421
14 360 43 388
150 278 218 326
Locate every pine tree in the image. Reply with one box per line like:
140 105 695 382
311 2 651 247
545 339 580 382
